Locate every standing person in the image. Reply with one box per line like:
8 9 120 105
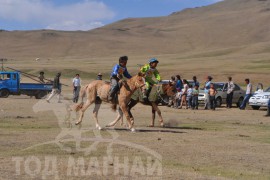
108 56 132 101
239 78 253 110
209 83 217 110
192 84 199 110
170 76 176 85
226 76 235 108
265 99 270 117
175 75 183 90
174 75 183 107
38 71 45 83
187 84 193 109
72 74 81 103
175 88 182 108
204 76 213 109
179 79 188 109
46 72 61 103
192 76 200 88
140 58 161 101
96 73 102 80
168 76 176 107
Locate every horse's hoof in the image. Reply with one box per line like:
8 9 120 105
130 119 134 125
75 121 81 125
96 125 102 130
131 128 136 132
160 123 164 127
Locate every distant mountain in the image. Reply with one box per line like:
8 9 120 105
1 0 270 60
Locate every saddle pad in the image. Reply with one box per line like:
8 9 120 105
131 85 164 102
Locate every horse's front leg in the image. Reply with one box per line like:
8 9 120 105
120 104 135 132
127 99 137 126
151 102 164 127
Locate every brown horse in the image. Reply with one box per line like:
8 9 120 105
74 73 145 131
107 83 176 127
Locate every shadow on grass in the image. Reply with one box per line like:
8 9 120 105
106 128 185 134
163 126 203 130
105 126 203 134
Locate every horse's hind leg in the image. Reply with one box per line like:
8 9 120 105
106 107 123 127
151 103 164 127
149 105 155 127
93 102 102 130
75 99 94 125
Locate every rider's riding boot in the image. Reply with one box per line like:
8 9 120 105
108 87 117 101
265 107 270 117
143 89 151 102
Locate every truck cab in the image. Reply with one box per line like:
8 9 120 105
0 72 20 97
0 71 53 99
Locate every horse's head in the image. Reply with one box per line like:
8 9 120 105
162 82 177 96
133 72 146 91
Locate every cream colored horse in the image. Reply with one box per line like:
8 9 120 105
74 73 145 131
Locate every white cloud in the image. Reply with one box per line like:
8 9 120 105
46 21 104 31
0 0 115 30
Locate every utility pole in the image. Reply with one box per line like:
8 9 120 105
0 58 7 71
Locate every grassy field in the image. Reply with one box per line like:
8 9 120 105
1 51 270 179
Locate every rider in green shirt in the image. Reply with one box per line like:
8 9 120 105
140 58 161 100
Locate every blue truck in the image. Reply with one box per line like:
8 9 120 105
0 71 53 99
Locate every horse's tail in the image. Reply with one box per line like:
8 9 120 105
73 85 88 112
80 85 88 101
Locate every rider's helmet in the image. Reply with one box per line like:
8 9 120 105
149 58 159 64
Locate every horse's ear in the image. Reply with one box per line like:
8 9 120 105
137 72 145 77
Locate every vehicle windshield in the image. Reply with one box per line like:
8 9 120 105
159 80 169 84
265 87 270 92
214 83 225 91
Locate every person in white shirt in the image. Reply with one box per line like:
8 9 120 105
72 74 81 103
226 76 235 108
265 99 270 117
179 79 188 109
240 78 252 110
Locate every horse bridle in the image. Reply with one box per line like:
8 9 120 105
135 77 146 90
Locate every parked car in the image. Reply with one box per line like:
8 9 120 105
248 86 270 110
198 82 245 107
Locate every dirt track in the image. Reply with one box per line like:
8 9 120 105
1 92 270 180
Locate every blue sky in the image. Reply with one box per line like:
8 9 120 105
0 0 222 31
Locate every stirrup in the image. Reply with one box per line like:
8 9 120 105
108 96 113 101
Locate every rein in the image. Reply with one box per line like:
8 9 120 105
122 76 145 92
